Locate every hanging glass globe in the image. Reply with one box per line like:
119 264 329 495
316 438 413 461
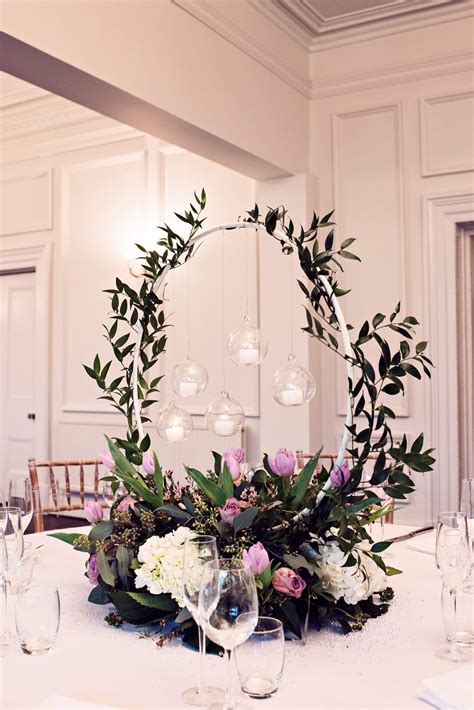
272 354 316 407
205 391 245 436
172 358 208 398
227 315 268 366
156 401 193 442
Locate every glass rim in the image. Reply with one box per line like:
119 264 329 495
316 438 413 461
187 534 217 544
438 511 467 519
0 506 21 513
19 583 58 598
248 616 283 634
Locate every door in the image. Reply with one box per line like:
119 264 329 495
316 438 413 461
0 270 36 493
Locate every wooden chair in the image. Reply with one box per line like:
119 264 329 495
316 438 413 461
295 450 394 523
28 458 107 532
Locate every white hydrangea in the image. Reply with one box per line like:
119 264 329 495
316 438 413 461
314 540 386 606
134 526 194 607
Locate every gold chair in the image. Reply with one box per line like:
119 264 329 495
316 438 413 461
28 458 107 532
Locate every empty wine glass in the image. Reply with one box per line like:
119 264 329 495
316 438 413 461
235 617 285 698
435 512 471 662
461 479 474 579
0 507 23 648
199 559 258 710
181 535 223 707
8 476 33 532
0 490 6 507
0 531 8 647
15 584 60 654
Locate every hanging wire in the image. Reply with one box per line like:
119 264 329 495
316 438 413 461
289 248 294 358
221 230 227 390
243 228 249 319
186 260 191 360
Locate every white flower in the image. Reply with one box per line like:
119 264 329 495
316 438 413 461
314 539 386 605
134 526 194 607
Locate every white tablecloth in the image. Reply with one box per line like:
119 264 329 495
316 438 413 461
1 525 472 709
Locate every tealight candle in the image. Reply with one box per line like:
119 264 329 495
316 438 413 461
281 388 304 406
166 425 184 442
239 347 259 365
179 381 198 397
214 419 235 436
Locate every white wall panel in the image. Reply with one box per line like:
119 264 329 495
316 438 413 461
420 91 474 176
0 169 52 235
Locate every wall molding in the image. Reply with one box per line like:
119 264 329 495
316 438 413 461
419 90 474 176
0 169 53 236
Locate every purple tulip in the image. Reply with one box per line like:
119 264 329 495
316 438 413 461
142 452 155 475
268 449 295 477
242 542 270 576
272 567 306 599
84 500 103 524
218 497 244 525
222 453 241 482
87 555 100 586
329 461 351 488
224 448 245 464
99 449 115 469
116 495 134 513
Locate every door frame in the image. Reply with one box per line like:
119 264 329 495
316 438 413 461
0 242 52 460
422 191 474 519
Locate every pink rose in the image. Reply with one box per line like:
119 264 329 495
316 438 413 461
269 449 295 477
142 452 155 475
87 555 100 586
99 449 115 469
330 461 350 487
272 567 306 599
116 495 134 513
84 500 103 524
218 497 244 525
243 542 269 576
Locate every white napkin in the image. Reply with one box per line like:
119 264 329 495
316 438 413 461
40 696 120 709
418 666 474 709
408 531 436 555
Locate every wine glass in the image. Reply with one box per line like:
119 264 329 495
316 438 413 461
0 507 23 648
435 512 471 662
0 490 6 507
181 535 224 706
8 476 33 532
461 479 474 580
199 559 258 710
0 530 8 646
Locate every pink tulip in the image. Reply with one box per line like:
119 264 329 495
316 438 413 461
84 500 103 524
87 555 100 586
242 542 269 576
269 449 295 477
142 452 155 475
218 497 244 525
272 567 306 599
329 461 351 487
99 449 115 469
224 448 245 464
116 495 134 513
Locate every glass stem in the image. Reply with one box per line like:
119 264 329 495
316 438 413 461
198 624 206 693
224 649 234 710
1 580 9 639
449 588 459 657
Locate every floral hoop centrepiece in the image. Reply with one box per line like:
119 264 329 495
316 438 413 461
56 191 435 646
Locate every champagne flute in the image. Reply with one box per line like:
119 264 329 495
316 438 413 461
0 507 23 648
8 476 33 532
460 479 474 581
199 559 258 710
181 535 224 706
0 530 8 646
435 512 471 662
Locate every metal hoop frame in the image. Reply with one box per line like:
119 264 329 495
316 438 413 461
131 222 354 505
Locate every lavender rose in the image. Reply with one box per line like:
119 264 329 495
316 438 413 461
243 542 270 576
329 461 351 487
218 497 245 525
272 567 306 599
84 500 103 524
99 449 114 469
142 452 155 475
268 448 295 477
87 555 100 586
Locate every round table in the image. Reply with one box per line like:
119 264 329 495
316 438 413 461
0 525 467 709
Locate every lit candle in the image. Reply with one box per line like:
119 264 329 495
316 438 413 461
179 381 198 397
214 419 235 436
166 425 184 442
239 347 259 365
281 388 304 406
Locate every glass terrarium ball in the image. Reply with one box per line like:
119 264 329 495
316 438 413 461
227 316 268 366
172 358 208 397
272 354 316 407
205 391 245 437
156 401 193 442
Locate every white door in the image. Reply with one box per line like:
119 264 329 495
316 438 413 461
0 270 36 493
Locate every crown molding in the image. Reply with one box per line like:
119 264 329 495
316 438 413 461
172 0 311 97
311 50 474 99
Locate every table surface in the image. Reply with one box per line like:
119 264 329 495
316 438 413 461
1 524 471 710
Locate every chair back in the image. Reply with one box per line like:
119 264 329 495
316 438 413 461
28 458 105 532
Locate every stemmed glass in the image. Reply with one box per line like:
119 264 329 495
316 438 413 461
435 512 471 662
0 530 8 647
181 535 224 707
8 476 33 532
199 559 258 710
460 479 474 581
0 507 24 648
